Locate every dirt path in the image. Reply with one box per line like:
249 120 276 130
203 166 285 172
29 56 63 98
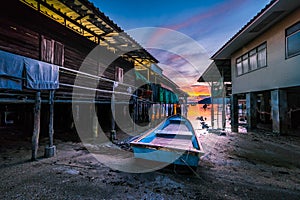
0 126 300 199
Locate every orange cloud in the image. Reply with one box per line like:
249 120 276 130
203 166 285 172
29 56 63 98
182 85 210 97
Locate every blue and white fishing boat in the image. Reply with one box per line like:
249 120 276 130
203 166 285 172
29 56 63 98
130 114 204 168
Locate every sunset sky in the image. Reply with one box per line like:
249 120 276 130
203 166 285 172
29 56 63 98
91 0 271 97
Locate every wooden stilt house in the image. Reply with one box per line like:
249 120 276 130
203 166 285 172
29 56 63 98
0 0 170 159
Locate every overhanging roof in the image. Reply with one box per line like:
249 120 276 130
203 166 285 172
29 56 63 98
19 0 187 96
212 0 300 59
135 70 150 84
198 59 231 82
20 0 158 64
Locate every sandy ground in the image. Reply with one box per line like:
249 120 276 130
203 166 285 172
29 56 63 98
1 121 300 200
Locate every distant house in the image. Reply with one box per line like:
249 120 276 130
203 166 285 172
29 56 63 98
199 0 300 135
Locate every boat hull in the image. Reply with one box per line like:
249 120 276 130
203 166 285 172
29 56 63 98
130 114 204 168
132 146 200 167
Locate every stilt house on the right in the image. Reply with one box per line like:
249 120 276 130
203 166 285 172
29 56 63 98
199 0 300 135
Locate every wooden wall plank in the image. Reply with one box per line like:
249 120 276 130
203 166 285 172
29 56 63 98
0 1 135 100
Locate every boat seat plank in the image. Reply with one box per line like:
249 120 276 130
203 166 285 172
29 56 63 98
169 118 186 123
150 137 195 151
163 124 190 132
155 130 192 139
155 130 192 135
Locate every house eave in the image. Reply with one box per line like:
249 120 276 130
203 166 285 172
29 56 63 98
212 0 300 60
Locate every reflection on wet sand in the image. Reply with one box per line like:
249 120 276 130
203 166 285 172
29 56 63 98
187 104 230 130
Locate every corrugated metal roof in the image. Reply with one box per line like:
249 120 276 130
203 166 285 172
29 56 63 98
20 0 158 64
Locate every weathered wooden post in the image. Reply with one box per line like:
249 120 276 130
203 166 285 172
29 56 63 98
110 82 116 141
132 98 136 134
174 104 177 115
92 105 99 138
49 90 54 147
158 103 162 120
173 104 175 115
211 81 215 129
133 95 138 134
45 90 56 158
222 93 226 130
32 91 41 161
136 99 140 123
153 104 157 126
184 95 188 117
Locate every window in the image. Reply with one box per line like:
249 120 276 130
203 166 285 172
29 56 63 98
257 43 267 68
41 36 64 66
41 36 53 63
53 41 64 66
236 58 242 76
286 21 300 58
236 42 267 76
249 49 257 70
242 54 249 73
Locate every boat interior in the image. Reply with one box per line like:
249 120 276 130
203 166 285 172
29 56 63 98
136 115 201 151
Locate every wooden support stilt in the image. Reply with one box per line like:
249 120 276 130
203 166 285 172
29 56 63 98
184 96 188 117
158 103 161 120
217 102 220 128
153 104 157 126
221 70 226 130
222 100 226 130
32 91 41 161
49 90 54 147
45 90 56 158
211 82 215 129
133 97 137 134
110 84 116 141
174 104 177 115
92 104 99 138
